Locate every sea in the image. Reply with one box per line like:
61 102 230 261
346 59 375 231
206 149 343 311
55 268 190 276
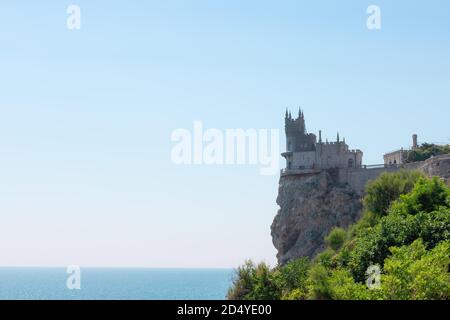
0 268 234 300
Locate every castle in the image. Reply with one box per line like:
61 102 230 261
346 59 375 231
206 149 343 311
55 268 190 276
274 109 450 263
282 109 363 171
279 108 448 195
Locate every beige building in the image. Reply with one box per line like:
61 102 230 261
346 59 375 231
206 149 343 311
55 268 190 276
383 134 418 165
383 149 407 165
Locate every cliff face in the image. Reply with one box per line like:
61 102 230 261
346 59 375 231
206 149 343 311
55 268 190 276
271 170 361 264
271 155 450 265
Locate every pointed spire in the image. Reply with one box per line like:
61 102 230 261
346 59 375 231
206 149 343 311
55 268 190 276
301 110 304 118
319 130 322 143
337 132 340 142
288 111 292 119
298 107 302 118
285 108 288 119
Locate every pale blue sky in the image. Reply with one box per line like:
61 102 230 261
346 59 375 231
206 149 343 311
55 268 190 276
0 1 449 267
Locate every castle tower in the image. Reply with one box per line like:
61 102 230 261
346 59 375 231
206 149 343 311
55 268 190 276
412 134 418 149
285 107 305 133
284 108 315 152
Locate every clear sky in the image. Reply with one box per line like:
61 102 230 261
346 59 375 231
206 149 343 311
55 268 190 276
0 1 449 268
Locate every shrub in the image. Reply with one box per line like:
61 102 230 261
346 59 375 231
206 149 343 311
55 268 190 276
406 143 450 163
348 177 450 282
364 170 423 217
314 248 336 269
274 257 310 295
392 177 450 216
227 261 281 300
380 239 450 300
327 269 373 300
307 264 332 300
325 227 347 251
247 262 280 300
227 260 256 300
281 288 308 300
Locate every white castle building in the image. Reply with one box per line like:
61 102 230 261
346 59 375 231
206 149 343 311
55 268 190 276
282 109 363 171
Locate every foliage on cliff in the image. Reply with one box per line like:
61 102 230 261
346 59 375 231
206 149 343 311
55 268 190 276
406 143 450 163
228 171 450 300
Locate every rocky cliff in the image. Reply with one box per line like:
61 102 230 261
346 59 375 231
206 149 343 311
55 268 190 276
271 155 450 265
271 170 361 264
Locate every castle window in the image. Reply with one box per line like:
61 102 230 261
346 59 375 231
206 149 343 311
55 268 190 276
348 158 354 168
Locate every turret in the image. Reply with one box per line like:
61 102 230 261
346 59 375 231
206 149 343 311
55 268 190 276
285 109 305 134
284 108 316 153
412 134 418 149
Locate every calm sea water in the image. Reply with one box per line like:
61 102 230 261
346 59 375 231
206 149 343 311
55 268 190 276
0 268 234 300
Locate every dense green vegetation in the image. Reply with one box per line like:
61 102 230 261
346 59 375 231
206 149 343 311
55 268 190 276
406 143 450 163
228 171 450 300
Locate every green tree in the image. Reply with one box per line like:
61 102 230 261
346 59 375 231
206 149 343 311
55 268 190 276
274 258 310 300
227 261 281 300
347 177 450 282
227 260 256 300
307 264 332 300
247 262 280 300
325 227 347 251
391 177 450 216
364 170 423 217
327 269 373 300
314 248 336 269
380 239 450 300
406 143 450 163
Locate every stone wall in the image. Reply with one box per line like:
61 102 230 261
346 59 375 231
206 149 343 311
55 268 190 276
418 154 450 184
336 165 412 195
337 155 450 195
